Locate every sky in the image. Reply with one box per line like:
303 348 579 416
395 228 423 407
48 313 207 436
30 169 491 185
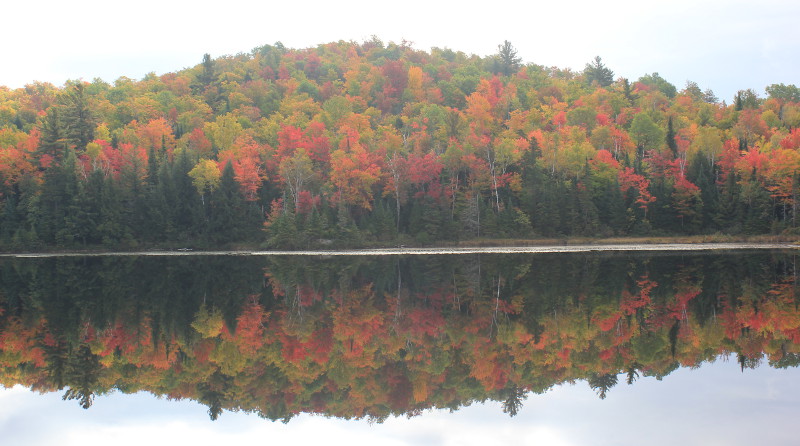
1 359 799 446
1 0 798 103
1 1 799 442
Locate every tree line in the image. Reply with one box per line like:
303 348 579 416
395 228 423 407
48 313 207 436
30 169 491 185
1 39 800 249
0 252 796 419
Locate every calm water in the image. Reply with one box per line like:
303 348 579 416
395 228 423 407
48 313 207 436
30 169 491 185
1 249 799 444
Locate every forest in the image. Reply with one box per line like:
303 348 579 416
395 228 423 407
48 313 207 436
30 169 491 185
0 252 797 420
1 39 800 249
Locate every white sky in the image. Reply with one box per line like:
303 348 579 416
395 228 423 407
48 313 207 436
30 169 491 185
1 0 798 102
1 360 799 446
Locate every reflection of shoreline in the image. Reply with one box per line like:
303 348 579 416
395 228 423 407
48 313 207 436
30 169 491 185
2 242 798 257
1 251 796 421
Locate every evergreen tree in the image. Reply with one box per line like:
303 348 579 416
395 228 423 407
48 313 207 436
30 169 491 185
666 116 677 157
715 170 742 233
199 53 216 87
38 107 67 161
602 180 627 235
333 203 359 247
740 176 771 234
584 56 614 88
458 192 482 238
409 196 446 243
62 343 102 409
60 82 95 152
97 174 128 245
304 207 329 246
495 41 521 76
147 146 159 186
148 160 178 242
73 169 103 245
570 182 600 236
37 149 80 246
621 78 633 101
734 89 760 110
0 188 20 246
687 152 719 231
364 199 397 242
172 150 204 242
209 161 248 244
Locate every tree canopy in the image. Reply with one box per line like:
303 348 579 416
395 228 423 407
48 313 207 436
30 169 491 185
0 39 798 251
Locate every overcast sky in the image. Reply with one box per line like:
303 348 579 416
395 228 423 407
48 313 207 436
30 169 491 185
1 0 798 102
2 360 799 446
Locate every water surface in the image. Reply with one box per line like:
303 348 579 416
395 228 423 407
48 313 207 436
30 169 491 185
1 249 798 444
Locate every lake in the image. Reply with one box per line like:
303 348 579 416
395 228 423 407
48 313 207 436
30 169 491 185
1 247 799 445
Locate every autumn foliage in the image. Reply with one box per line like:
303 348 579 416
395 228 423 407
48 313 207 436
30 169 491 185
0 252 798 420
1 40 800 249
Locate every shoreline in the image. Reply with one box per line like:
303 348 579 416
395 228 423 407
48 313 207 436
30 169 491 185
1 240 798 258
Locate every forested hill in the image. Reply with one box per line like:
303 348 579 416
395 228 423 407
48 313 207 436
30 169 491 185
1 39 799 250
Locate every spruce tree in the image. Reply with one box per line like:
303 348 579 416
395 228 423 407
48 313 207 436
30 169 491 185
495 41 521 77
666 116 677 157
60 82 95 152
39 107 66 161
584 56 614 88
209 161 247 243
38 149 81 246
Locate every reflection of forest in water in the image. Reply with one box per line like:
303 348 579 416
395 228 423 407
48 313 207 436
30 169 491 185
0 251 798 421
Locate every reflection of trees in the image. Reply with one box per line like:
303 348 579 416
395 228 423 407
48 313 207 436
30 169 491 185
0 252 798 421
196 371 236 421
500 385 527 417
588 373 619 400
632 332 668 364
738 353 763 371
62 344 102 409
771 351 800 369
625 364 640 385
41 337 68 390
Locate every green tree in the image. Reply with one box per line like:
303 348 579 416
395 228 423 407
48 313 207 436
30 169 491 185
38 107 67 161
734 89 760 110
61 344 102 409
629 113 665 155
765 83 800 103
584 56 614 87
198 53 216 87
60 81 96 152
96 174 128 245
173 150 205 241
637 73 677 98
495 40 521 77
683 80 704 101
588 373 618 400
666 116 677 156
209 161 249 243
37 149 81 246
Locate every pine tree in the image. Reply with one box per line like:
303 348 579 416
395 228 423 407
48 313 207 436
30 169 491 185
666 116 677 157
199 53 216 87
495 41 521 77
39 107 67 161
584 56 614 87
147 146 159 185
97 174 128 245
687 152 719 230
209 161 247 243
741 177 771 234
172 150 204 241
37 149 80 246
60 82 95 152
